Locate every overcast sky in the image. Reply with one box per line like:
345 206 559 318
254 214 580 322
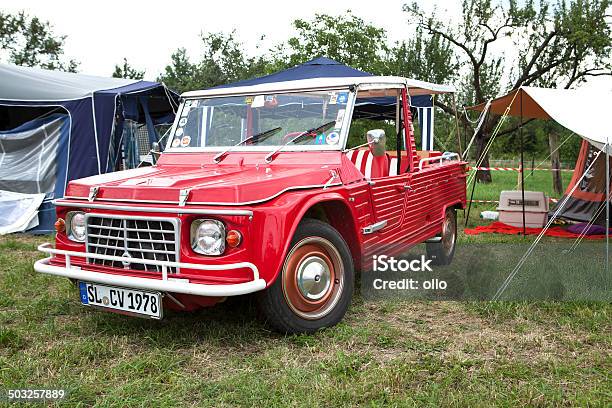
2 0 610 90
3 0 444 79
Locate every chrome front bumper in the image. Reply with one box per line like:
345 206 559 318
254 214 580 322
34 243 266 297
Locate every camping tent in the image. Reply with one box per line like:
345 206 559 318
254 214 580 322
467 86 612 298
557 139 611 225
0 64 179 233
213 57 439 150
469 86 612 225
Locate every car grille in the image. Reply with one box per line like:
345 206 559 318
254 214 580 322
86 215 179 273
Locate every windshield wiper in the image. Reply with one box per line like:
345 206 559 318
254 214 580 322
264 121 336 164
213 127 282 163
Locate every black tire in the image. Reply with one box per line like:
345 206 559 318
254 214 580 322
256 218 354 334
426 208 457 266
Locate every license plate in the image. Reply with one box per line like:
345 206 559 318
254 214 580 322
79 282 162 319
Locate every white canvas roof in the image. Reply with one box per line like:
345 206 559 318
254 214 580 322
0 63 138 102
468 86 612 152
182 76 456 98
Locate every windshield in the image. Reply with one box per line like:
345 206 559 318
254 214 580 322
167 90 352 151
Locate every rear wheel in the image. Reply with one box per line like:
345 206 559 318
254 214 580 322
257 219 354 334
426 208 457 266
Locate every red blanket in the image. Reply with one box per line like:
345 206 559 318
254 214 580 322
464 222 608 240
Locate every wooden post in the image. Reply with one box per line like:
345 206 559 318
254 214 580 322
549 132 563 195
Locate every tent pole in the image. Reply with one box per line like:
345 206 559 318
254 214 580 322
520 91 526 236
465 171 478 227
607 139 609 280
452 94 463 157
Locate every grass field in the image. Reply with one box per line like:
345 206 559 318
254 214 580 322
0 171 610 406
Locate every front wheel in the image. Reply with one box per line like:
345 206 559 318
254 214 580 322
426 208 457 266
256 219 354 334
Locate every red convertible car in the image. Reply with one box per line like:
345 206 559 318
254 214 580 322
35 76 467 333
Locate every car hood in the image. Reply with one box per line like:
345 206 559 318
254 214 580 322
65 164 339 205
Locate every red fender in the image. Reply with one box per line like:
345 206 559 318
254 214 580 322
263 190 360 286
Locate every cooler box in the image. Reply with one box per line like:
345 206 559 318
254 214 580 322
497 191 549 228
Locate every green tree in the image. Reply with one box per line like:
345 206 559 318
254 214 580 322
112 58 145 80
157 48 198 93
0 11 77 71
281 12 389 73
405 0 612 182
384 27 459 83
159 32 275 93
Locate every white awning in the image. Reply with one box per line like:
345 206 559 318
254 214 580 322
468 86 612 152
0 64 137 101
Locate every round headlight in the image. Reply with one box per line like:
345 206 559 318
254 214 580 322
68 211 86 242
191 219 226 255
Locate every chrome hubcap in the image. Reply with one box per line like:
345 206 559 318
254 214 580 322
282 237 345 320
442 212 456 254
296 256 331 300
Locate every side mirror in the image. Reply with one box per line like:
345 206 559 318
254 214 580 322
366 129 386 157
151 142 161 165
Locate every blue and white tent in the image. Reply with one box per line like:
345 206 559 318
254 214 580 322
0 64 179 233
214 57 437 149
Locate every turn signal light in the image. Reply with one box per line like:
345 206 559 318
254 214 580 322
54 218 66 233
226 230 242 248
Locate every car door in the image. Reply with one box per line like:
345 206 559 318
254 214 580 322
365 171 410 250
360 88 413 254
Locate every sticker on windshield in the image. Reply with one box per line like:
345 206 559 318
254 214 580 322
171 138 181 148
181 135 191 147
335 109 345 127
337 92 349 104
245 96 254 105
316 134 326 144
251 95 265 108
329 92 338 105
326 131 340 145
265 95 277 106
179 117 188 126
175 127 184 137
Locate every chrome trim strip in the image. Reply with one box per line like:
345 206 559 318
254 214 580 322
61 196 176 204
59 182 343 208
54 200 254 216
362 220 387 235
